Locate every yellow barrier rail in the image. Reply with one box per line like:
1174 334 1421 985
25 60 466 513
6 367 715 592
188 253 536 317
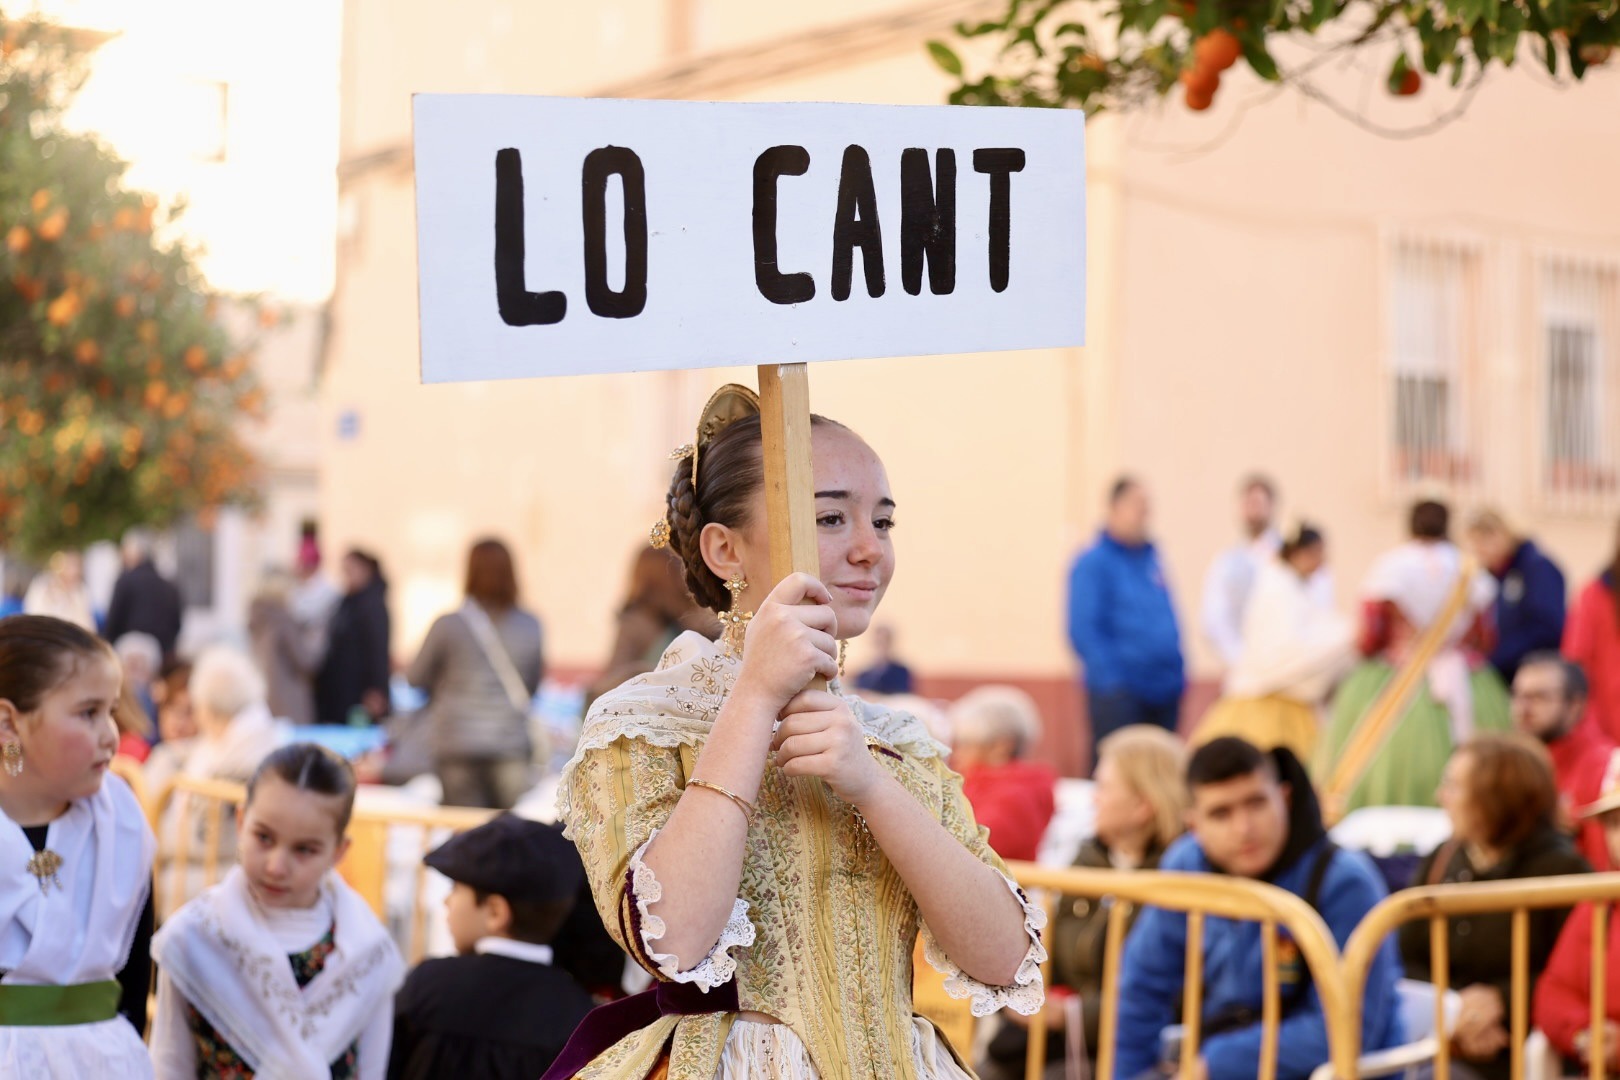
1007 860 1359 1080
1341 872 1620 1080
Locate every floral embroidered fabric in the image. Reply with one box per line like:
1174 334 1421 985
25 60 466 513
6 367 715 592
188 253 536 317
184 928 359 1079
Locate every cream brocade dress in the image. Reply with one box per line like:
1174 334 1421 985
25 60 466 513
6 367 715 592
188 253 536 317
558 632 1046 1080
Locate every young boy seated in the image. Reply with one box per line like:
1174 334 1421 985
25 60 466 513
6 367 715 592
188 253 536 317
388 814 597 1080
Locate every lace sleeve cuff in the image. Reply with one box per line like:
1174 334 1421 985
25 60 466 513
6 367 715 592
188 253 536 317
920 870 1047 1017
628 833 756 991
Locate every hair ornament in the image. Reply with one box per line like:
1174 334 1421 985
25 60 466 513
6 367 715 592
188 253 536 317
669 384 761 490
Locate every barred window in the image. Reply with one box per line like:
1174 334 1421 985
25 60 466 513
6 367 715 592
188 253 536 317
1388 241 1478 487
1540 259 1618 508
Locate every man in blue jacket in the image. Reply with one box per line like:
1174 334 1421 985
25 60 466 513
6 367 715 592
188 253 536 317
1067 477 1185 766
1113 738 1405 1080
1465 509 1566 684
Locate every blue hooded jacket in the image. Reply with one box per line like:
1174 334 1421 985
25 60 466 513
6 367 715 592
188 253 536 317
1067 533 1185 704
1112 752 1405 1079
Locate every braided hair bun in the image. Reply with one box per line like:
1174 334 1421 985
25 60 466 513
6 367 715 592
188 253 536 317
662 412 844 612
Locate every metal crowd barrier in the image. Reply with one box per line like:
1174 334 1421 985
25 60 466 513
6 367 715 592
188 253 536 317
1341 872 1620 1080
1006 861 1358 1080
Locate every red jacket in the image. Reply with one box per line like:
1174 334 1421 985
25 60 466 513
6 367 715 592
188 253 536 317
1533 901 1620 1058
959 760 1058 863
1565 577 1620 744
1548 718 1616 870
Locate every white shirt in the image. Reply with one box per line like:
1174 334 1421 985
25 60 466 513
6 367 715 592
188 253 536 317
1202 528 1334 668
473 936 554 965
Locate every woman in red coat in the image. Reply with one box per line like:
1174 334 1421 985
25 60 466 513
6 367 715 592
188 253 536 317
1533 748 1620 1069
1564 523 1620 743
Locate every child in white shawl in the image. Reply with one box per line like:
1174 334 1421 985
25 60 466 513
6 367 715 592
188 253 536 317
0 615 156 1078
151 743 404 1079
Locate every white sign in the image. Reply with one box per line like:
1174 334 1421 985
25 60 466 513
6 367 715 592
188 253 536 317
413 95 1085 383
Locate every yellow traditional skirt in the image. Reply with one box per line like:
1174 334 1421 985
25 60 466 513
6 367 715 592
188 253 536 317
1193 695 1320 763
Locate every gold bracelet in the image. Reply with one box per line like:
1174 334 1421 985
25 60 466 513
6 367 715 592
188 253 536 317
685 778 756 822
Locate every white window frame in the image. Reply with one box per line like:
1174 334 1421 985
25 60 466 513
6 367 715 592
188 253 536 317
1379 229 1486 501
1532 250 1620 516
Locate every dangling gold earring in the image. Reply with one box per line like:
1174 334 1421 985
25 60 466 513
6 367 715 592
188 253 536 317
838 640 847 680
720 574 751 659
2 741 22 778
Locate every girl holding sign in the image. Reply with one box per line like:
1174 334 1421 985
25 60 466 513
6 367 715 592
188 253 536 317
549 386 1045 1079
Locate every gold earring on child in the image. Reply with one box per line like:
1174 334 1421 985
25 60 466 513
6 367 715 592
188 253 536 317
2 740 22 778
720 573 751 659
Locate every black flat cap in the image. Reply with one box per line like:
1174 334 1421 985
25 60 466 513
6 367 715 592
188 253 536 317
424 814 585 905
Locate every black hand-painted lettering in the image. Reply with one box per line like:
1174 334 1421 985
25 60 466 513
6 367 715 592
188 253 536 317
900 148 956 296
752 145 815 305
493 148 567 325
830 144 885 301
972 148 1025 294
581 146 649 319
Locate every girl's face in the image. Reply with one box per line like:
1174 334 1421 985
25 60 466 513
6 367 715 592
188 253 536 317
0 653 121 814
725 425 898 640
237 774 350 910
1093 756 1153 849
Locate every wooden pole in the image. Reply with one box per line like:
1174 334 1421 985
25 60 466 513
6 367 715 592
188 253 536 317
757 362 828 692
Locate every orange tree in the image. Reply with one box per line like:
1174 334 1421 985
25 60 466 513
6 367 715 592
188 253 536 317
0 14 265 562
930 0 1618 117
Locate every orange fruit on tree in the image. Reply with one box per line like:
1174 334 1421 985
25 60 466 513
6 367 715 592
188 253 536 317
112 207 135 231
6 225 30 253
1394 68 1421 96
1180 65 1220 97
1580 44 1614 65
36 209 67 241
1185 83 1216 111
144 381 168 409
184 344 208 372
12 275 43 303
75 340 100 366
115 294 137 318
46 290 81 326
137 319 159 345
1194 29 1242 72
30 190 49 213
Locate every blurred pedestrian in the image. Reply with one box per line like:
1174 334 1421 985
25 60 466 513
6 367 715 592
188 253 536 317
104 528 183 661
315 549 391 725
23 551 95 631
853 623 915 696
583 546 714 712
1201 476 1335 675
114 630 162 734
1067 476 1185 767
1318 500 1511 812
1465 509 1566 685
1511 652 1614 869
407 538 543 809
1195 522 1353 763
1564 516 1620 743
948 686 1056 863
249 567 322 726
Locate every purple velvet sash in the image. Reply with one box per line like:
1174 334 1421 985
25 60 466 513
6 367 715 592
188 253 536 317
540 977 740 1079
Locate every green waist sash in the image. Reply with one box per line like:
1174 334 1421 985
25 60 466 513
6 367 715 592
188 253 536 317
0 980 120 1026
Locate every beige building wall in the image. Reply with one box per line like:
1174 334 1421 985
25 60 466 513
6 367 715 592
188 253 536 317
328 0 1620 708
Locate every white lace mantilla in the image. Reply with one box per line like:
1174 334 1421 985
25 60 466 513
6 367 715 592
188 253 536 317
629 833 757 990
557 630 949 831
920 870 1048 1017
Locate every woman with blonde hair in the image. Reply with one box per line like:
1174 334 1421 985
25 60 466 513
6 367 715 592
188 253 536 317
986 725 1187 1075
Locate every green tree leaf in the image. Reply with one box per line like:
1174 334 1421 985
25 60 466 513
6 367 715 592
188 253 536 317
927 40 965 76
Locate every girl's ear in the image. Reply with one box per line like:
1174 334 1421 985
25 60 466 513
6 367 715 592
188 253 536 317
333 833 352 866
0 700 25 742
698 522 746 588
